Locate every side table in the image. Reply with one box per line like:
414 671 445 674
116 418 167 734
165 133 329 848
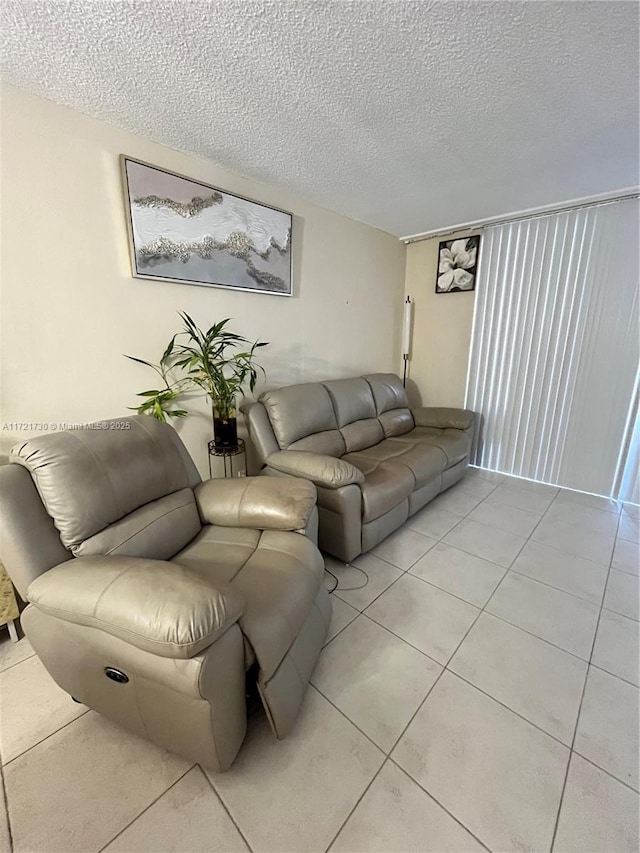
208 439 247 479
0 559 19 642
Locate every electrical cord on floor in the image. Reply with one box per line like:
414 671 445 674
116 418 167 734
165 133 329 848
324 560 370 595
324 568 340 593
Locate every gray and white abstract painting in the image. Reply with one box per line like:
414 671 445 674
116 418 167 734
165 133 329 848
122 158 292 295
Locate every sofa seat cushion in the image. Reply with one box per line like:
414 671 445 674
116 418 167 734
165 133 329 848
345 439 409 464
391 443 448 486
173 525 261 585
401 427 445 439
176 526 324 681
343 453 414 522
346 439 448 491
401 428 472 468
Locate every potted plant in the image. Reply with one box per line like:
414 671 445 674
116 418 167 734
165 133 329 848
126 312 267 448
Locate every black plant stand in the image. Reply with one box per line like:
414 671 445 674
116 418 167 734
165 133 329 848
208 439 246 478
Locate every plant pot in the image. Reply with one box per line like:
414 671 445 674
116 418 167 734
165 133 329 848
213 407 238 449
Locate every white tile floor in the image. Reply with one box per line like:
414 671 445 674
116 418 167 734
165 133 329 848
1 469 639 853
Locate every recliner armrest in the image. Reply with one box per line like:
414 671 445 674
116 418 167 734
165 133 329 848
27 556 243 659
265 450 365 490
412 407 476 431
195 476 317 531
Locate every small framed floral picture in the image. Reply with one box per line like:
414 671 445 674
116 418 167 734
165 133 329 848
436 235 480 293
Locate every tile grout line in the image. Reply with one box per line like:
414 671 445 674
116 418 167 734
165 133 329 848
568 748 640 796
331 483 568 851
602 600 640 626
445 669 576 751
0 757 13 853
476 609 598 665
507 566 607 607
236 481 627 849
357 570 620 677
548 506 626 852
323 475 635 852
323 605 447 669
328 536 434 620
400 480 623 850
329 477 506 617
406 541 612 615
321 607 358 650
2 707 91 768
473 486 576 628
450 670 639 795
387 758 493 853
341 510 513 850
375 484 639 796
366 532 440 573
333 474 509 580
322 760 388 853
319 661 453 853
199 765 255 853
587 660 639 690
306 683 390 757
608 562 640 579
317 471 513 849
0 650 37 675
95 765 195 853
360 609 463 668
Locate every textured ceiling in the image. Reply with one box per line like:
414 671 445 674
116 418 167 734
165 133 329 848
1 1 638 236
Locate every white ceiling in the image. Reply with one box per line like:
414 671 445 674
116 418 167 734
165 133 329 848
1 1 638 237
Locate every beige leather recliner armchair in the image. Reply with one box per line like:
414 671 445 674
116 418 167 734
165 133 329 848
0 416 331 771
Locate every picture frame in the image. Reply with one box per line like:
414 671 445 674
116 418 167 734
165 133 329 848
121 156 293 296
435 234 480 293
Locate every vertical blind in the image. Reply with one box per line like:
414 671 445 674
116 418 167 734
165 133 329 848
465 197 640 499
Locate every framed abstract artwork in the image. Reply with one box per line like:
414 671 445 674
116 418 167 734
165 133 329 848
435 235 480 293
121 156 292 296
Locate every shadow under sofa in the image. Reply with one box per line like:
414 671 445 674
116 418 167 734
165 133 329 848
243 373 476 562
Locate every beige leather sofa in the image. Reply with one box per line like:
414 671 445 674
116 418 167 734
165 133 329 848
0 416 330 771
243 374 476 562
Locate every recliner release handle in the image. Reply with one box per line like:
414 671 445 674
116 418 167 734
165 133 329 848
104 667 129 684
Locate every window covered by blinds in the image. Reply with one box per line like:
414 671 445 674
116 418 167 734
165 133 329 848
465 198 639 499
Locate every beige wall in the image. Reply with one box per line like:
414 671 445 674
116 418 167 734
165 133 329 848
0 84 406 474
403 232 477 409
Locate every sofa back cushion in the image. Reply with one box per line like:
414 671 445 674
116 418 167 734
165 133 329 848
259 383 343 454
75 488 201 559
11 416 198 553
323 378 376 425
322 378 384 453
339 419 384 453
364 373 415 437
287 431 346 456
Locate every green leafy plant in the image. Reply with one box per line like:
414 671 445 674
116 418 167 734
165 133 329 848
125 312 268 427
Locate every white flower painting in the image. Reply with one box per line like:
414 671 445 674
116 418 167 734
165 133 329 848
436 235 480 293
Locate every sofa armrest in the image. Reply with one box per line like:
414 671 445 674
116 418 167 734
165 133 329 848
27 556 244 659
266 450 365 490
195 476 316 531
412 407 476 431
